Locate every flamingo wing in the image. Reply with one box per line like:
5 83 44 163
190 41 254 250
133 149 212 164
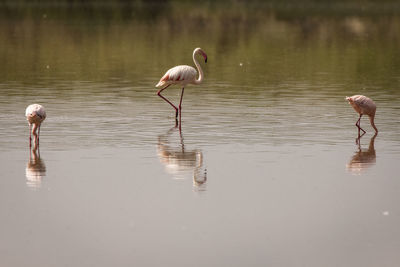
353 95 375 110
156 65 197 87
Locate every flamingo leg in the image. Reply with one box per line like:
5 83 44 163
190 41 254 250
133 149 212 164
355 114 366 134
179 87 185 111
38 125 41 146
179 109 182 130
355 114 361 127
177 88 185 128
157 84 179 118
356 129 366 145
29 123 32 148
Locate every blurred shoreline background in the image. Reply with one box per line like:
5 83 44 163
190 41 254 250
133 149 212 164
0 0 399 88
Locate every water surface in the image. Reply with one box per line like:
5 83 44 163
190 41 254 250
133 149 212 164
1 2 400 266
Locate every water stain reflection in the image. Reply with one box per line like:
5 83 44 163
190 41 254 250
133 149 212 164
347 134 377 175
157 125 207 191
25 144 46 189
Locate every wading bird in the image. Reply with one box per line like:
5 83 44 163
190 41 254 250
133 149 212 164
156 47 207 120
346 95 378 134
26 104 46 147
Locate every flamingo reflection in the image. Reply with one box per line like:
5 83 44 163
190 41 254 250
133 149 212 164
157 124 207 191
347 133 377 175
26 144 46 189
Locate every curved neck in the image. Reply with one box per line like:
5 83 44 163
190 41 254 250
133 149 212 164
31 123 39 136
193 51 204 85
369 115 378 133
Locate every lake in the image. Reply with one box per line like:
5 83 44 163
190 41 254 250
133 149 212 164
1 1 400 266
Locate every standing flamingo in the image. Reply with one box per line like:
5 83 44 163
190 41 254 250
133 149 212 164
156 47 207 120
346 95 378 134
25 104 46 147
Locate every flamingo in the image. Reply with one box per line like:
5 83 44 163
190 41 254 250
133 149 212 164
346 95 378 134
25 104 46 147
156 47 207 120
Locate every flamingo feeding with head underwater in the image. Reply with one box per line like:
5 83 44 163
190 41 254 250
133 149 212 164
25 104 46 147
156 47 207 120
346 95 378 134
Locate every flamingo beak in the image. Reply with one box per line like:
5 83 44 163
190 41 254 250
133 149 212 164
200 50 207 63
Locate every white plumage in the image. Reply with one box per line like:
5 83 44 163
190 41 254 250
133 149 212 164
26 104 46 122
156 65 198 88
156 47 208 119
345 95 378 134
26 104 46 147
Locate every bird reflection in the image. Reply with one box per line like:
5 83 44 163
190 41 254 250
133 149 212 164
347 133 377 175
157 123 207 191
26 144 46 189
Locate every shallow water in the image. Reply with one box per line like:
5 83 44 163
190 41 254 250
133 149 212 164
1 2 400 267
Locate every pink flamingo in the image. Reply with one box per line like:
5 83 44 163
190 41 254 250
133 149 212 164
156 47 207 119
25 104 46 147
346 95 378 134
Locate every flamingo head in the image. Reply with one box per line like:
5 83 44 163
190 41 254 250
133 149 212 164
26 111 36 118
27 111 45 121
195 47 207 63
30 111 44 119
345 96 353 103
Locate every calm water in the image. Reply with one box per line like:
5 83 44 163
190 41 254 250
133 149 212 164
1 2 400 266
